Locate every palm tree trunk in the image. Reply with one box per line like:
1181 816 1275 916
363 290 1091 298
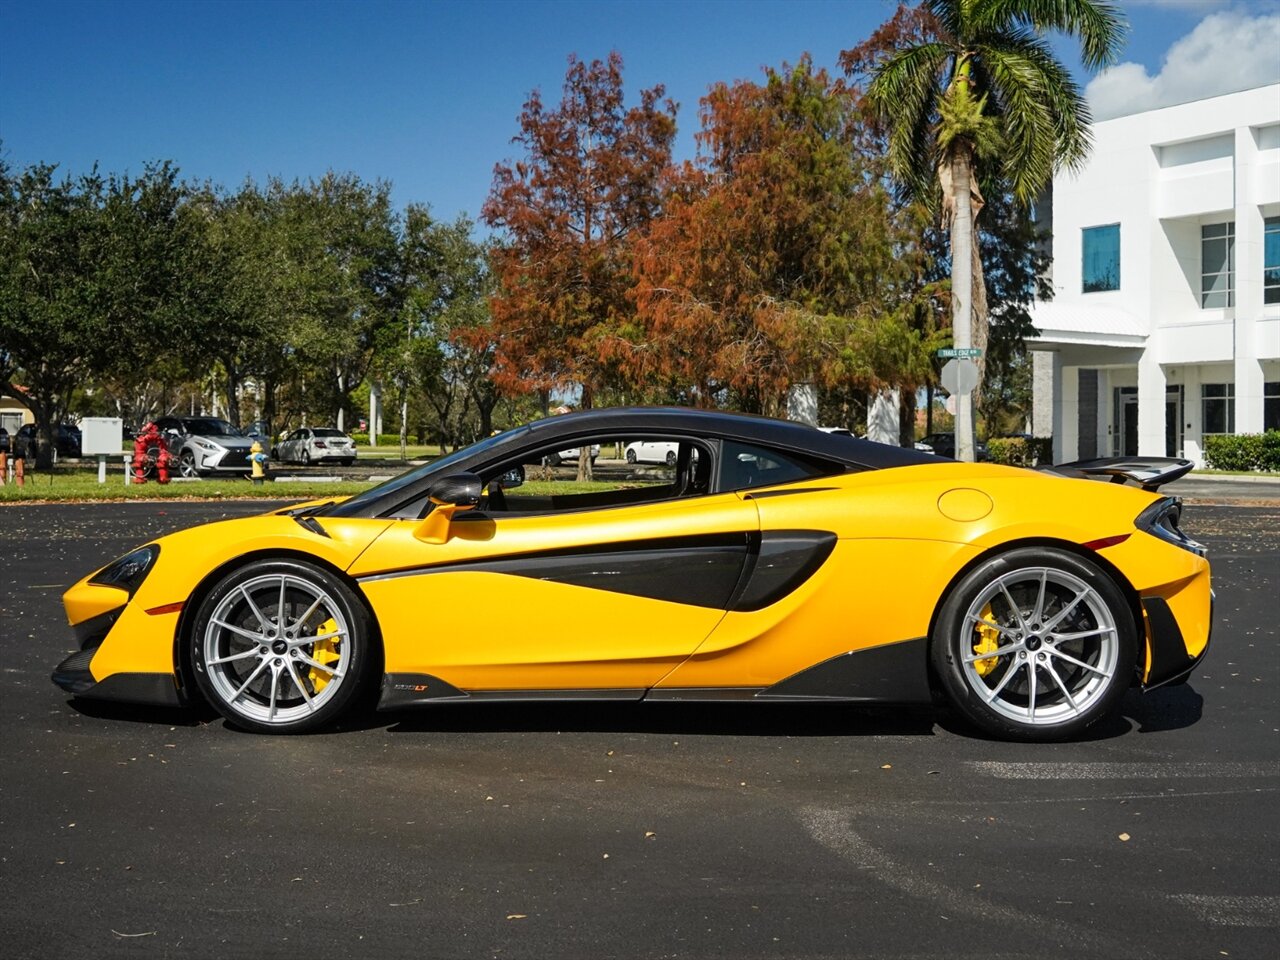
950 147 976 462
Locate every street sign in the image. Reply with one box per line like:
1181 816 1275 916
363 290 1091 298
937 347 984 358
940 358 979 395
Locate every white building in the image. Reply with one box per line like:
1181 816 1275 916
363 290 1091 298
1030 83 1280 466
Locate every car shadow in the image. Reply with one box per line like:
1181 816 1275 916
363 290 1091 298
375 700 942 738
1121 683 1204 733
66 685 1204 739
65 697 216 727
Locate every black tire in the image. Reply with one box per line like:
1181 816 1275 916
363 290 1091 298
179 450 200 478
301 449 311 465
342 458 355 467
930 546 1136 742
626 449 637 464
665 450 676 466
547 454 562 467
190 558 375 734
270 447 279 459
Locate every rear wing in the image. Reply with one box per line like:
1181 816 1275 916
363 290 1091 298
1040 457 1193 492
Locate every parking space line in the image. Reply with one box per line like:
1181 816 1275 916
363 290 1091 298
965 761 1280 780
798 806 1137 958
1169 895 1280 927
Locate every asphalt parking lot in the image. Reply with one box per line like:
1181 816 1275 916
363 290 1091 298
1 492 1277 960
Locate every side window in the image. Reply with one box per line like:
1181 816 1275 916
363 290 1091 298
718 440 832 491
477 436 712 516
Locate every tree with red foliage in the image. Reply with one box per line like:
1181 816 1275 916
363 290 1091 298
628 58 936 416
483 52 676 478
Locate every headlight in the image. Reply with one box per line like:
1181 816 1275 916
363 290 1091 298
192 437 221 451
89 545 160 596
1136 497 1206 557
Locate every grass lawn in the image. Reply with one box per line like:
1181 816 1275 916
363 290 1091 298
0 468 644 504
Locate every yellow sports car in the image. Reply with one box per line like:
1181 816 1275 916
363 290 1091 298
53 408 1211 740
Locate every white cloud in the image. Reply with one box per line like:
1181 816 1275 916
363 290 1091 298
1086 9 1280 120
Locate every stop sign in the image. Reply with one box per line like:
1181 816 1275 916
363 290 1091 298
940 358 979 395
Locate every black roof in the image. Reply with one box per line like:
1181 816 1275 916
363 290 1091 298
510 407 935 470
322 406 939 519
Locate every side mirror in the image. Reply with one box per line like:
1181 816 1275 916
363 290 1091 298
498 465 525 490
415 473 483 543
428 473 483 508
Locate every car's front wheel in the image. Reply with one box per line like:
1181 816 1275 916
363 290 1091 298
178 450 200 478
931 547 1136 741
190 559 375 734
665 450 676 466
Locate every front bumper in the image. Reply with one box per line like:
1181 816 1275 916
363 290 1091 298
52 647 184 707
193 445 252 472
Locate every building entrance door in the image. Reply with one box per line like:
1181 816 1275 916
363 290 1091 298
1113 387 1138 456
1165 385 1184 458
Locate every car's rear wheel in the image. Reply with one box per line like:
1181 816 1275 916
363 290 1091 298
190 559 375 734
665 450 676 466
301 449 311 465
625 449 637 464
931 547 1135 741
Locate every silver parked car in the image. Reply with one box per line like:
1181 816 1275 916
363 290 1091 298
273 427 357 466
155 416 255 477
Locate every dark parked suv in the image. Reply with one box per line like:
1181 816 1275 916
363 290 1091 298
914 432 989 461
12 423 82 459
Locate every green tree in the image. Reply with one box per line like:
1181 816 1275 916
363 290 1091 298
859 0 1124 459
384 206 494 455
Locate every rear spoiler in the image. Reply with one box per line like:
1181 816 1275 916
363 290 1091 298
1039 456 1193 492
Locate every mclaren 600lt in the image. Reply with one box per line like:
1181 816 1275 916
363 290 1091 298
53 408 1211 740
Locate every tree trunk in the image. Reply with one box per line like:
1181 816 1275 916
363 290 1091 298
970 216 989 433
949 148 976 462
576 383 594 482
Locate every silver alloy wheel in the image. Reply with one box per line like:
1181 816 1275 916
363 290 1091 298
179 450 199 478
958 567 1119 727
201 573 352 726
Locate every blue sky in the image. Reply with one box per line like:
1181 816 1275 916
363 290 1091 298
2 0 1278 225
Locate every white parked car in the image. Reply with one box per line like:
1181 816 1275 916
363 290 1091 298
272 427 357 466
543 445 600 466
624 439 679 465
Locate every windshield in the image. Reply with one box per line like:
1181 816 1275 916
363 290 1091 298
320 424 532 517
182 419 243 437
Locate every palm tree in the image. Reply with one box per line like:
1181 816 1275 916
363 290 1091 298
865 0 1125 460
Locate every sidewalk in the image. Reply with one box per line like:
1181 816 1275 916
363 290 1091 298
1166 473 1280 503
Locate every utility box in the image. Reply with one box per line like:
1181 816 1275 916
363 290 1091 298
81 417 124 456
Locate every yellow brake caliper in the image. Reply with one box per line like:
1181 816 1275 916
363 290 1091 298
972 603 1001 677
308 617 341 693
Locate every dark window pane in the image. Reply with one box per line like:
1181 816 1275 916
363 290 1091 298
1203 238 1228 275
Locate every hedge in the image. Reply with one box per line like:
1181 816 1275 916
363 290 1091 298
986 436 1054 467
349 432 405 446
1203 431 1280 472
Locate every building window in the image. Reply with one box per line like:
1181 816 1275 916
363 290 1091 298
1082 224 1120 292
1201 383 1235 436
1201 222 1234 308
1266 381 1280 432
1265 217 1280 306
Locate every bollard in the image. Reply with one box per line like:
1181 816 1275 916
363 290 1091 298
15 457 24 487
0 450 6 486
124 455 131 485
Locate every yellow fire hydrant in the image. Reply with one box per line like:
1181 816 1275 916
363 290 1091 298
250 440 268 486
